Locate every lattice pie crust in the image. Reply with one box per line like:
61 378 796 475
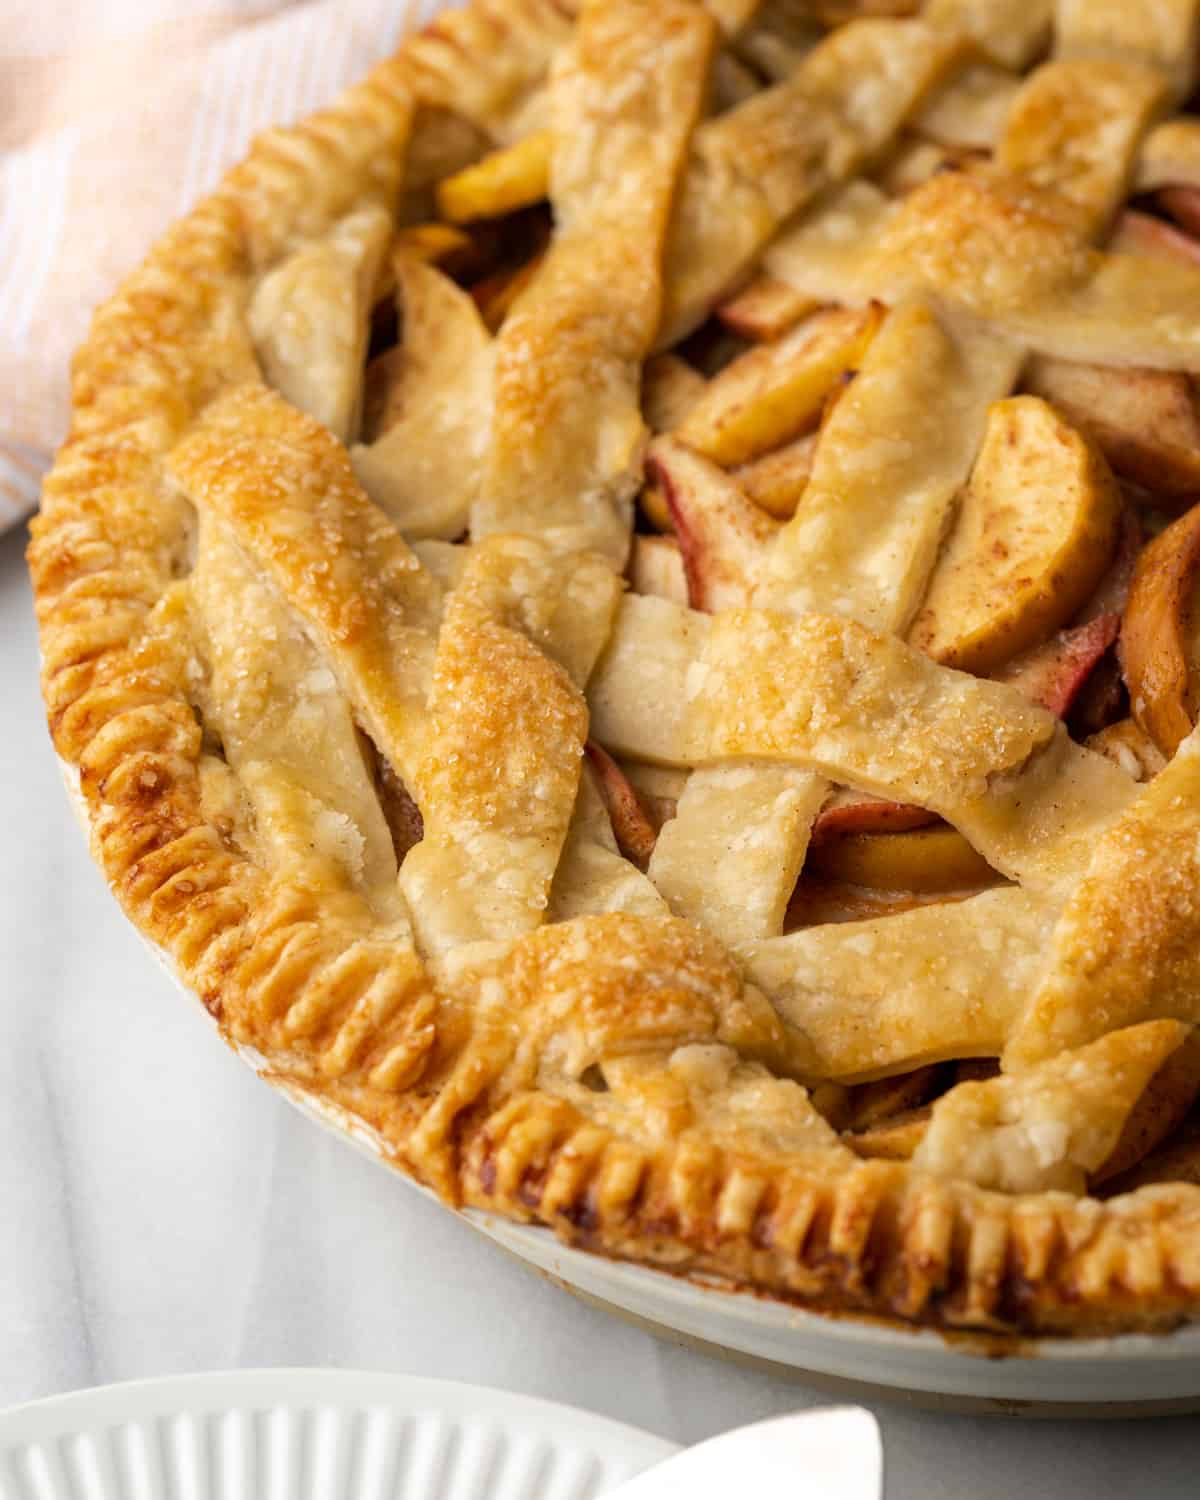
31 0 1200 1336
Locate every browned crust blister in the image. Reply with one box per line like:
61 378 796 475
27 0 1200 1342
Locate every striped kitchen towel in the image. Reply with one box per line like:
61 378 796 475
0 0 454 532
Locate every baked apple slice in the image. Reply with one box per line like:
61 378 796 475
845 1106 932 1161
1158 184 1200 237
642 353 706 433
1091 1027 1200 1185
618 761 684 831
360 346 406 445
715 275 821 340
805 824 997 893
732 431 818 519
784 878 958 929
674 303 883 467
1086 718 1168 782
1109 208 1200 266
638 355 708 529
648 436 778 611
628 534 689 605
637 485 674 533
909 396 1122 674
843 1065 941 1130
368 223 480 309
1119 501 1200 756
1024 355 1200 503
390 221 476 270
1096 1118 1200 1194
437 129 552 223
994 613 1121 718
471 252 546 332
812 789 936 840
1080 505 1144 619
583 742 660 869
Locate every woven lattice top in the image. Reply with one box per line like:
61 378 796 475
31 0 1200 1337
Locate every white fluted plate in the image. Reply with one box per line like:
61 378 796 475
0 1369 677 1500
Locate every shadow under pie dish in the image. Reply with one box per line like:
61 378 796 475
29 0 1200 1350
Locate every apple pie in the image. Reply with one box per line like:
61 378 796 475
31 0 1200 1337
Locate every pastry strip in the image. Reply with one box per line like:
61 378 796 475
166 384 441 787
648 303 1019 949
659 17 966 342
923 0 1051 68
589 597 1136 890
1055 0 1200 106
471 0 717 561
400 537 622 957
762 302 1022 627
767 171 1200 369
1007 726 1200 1066
548 769 668 923
351 258 493 539
744 887 1054 1081
996 60 1167 235
649 761 828 950
915 1021 1198 1193
247 205 392 444
189 517 404 923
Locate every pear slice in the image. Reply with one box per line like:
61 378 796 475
909 396 1121 674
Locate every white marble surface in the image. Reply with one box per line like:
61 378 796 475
4 521 1200 1495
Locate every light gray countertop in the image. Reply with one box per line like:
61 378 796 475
3 524 1199 1496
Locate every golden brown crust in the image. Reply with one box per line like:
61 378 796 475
28 0 1200 1343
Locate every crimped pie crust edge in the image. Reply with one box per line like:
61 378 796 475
27 0 1200 1341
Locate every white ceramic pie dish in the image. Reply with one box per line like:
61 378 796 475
58 763 1200 1412
0 1367 676 1500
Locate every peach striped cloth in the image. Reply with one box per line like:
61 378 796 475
0 0 454 531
